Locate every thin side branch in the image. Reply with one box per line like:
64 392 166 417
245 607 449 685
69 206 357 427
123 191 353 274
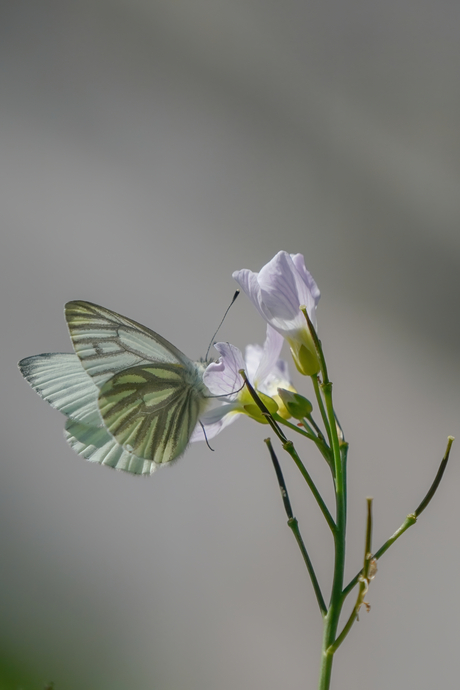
239 370 336 532
330 499 376 653
343 437 454 598
265 438 327 616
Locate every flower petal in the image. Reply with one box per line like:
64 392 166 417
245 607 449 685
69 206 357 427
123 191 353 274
233 251 321 376
203 343 245 398
258 252 318 325
190 403 240 442
291 253 320 307
252 325 284 386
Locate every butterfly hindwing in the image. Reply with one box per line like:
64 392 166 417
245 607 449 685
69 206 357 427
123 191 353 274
98 362 208 463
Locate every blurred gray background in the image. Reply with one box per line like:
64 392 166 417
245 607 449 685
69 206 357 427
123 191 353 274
2 1 460 688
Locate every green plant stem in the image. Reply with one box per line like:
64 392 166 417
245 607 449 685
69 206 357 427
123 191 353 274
282 440 336 533
316 396 346 689
301 306 347 690
289 517 327 613
341 442 349 518
317 403 346 688
299 305 453 688
413 436 453 517
329 499 375 654
238 370 288 445
273 415 318 442
274 415 333 466
299 416 318 438
265 438 327 615
239 370 336 532
312 373 332 450
306 413 326 442
343 436 454 598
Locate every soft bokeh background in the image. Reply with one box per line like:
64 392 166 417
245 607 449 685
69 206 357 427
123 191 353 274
2 1 460 688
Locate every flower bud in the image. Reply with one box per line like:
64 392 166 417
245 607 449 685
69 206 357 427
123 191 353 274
277 388 313 420
240 387 278 424
288 338 320 376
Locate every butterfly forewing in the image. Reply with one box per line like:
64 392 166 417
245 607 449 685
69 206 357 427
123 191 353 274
98 363 208 463
65 301 191 388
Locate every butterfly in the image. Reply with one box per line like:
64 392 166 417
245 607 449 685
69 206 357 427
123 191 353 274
18 301 213 476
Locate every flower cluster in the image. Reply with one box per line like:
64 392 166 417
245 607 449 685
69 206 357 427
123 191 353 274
193 251 320 444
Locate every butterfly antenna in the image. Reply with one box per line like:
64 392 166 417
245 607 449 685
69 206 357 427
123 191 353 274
205 290 240 360
200 421 215 452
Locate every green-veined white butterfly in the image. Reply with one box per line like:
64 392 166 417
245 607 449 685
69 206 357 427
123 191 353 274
18 301 215 476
